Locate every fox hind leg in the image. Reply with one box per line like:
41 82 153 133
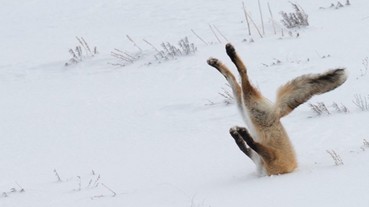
207 58 245 117
232 126 276 163
224 43 261 101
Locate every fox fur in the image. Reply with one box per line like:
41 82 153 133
207 43 347 176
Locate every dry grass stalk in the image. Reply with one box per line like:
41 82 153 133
209 24 222 44
242 2 252 36
126 35 142 52
213 25 229 42
268 2 276 35
258 0 265 35
143 39 160 53
353 94 369 111
191 29 208 45
309 102 330 116
326 150 344 166
280 3 309 29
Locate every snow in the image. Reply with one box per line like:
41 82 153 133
1 0 369 206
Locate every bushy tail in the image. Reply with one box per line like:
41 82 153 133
275 68 347 118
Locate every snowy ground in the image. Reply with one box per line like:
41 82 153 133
1 0 369 206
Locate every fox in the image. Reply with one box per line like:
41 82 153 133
207 43 347 176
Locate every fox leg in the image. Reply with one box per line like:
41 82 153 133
229 127 252 158
232 126 276 163
224 44 261 101
224 44 275 127
207 58 245 115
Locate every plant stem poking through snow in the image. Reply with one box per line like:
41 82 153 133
191 29 208 45
364 139 369 147
359 56 368 78
1 183 25 198
126 34 142 52
332 102 349 113
16 183 25 193
326 150 344 166
258 0 265 35
352 94 369 111
101 183 117 197
91 183 117 200
54 169 62 182
280 3 309 29
309 102 349 117
242 2 263 38
268 2 277 35
65 37 98 66
76 176 82 191
93 174 101 188
205 84 235 106
110 48 142 67
213 25 229 42
242 2 251 36
361 139 369 151
309 102 330 116
209 24 222 44
154 37 197 62
218 84 234 105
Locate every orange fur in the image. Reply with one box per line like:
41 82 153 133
207 44 347 175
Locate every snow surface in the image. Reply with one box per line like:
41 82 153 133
1 0 369 206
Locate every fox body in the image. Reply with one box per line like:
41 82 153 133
207 44 347 175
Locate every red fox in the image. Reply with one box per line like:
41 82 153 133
207 44 347 175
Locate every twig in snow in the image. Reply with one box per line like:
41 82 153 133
309 102 330 116
143 39 160 53
90 183 117 200
54 169 62 182
76 176 82 191
364 139 369 147
209 24 222 44
280 3 309 29
87 177 93 188
80 37 93 56
15 182 25 193
326 150 344 166
154 37 197 62
268 2 277 35
1 183 25 198
331 102 349 113
101 183 117 197
191 29 208 45
93 174 101 188
242 2 252 36
219 84 234 105
245 8 263 38
213 25 229 42
258 0 265 35
65 37 97 66
361 139 369 151
126 35 143 52
353 94 369 111
358 56 368 78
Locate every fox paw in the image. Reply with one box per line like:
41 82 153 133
225 43 236 57
207 58 220 66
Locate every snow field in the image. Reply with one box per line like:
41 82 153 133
1 0 369 206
